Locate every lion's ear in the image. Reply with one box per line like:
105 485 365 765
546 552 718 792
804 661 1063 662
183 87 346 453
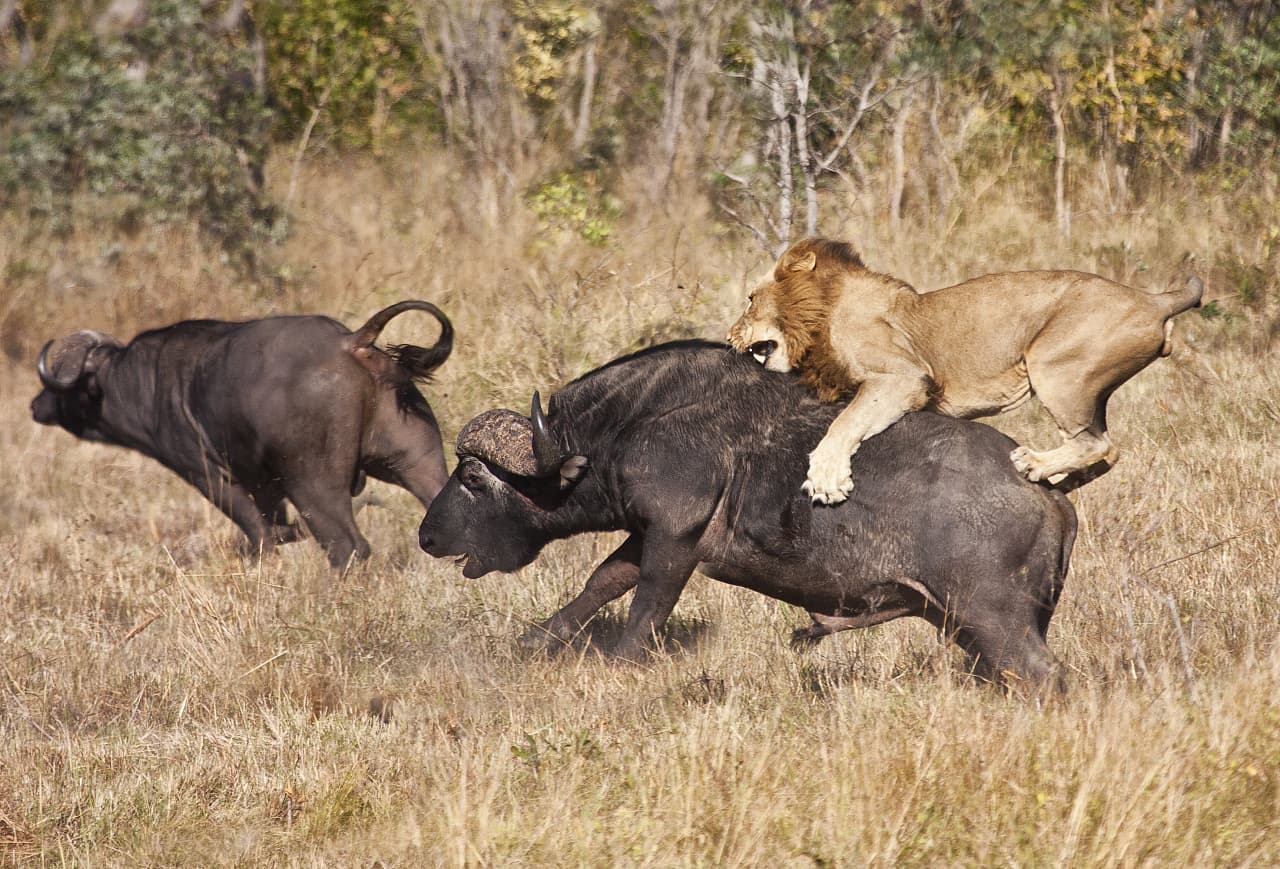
784 249 817 273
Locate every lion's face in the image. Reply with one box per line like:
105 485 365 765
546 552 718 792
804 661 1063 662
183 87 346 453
727 280 792 373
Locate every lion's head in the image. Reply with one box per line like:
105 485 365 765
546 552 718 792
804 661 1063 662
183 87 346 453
727 237 865 399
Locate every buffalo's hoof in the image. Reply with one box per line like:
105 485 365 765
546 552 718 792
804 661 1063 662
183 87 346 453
271 523 303 545
517 623 571 654
789 625 824 650
608 641 654 664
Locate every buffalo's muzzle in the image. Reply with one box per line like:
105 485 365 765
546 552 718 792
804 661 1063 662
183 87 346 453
418 523 442 555
748 340 777 364
31 391 58 425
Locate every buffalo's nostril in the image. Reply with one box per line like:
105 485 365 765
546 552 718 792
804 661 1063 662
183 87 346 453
747 340 777 362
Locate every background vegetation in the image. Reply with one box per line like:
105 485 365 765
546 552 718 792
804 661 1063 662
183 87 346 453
1 0 1277 864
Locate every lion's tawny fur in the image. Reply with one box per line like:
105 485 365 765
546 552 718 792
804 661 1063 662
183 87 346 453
765 239 918 402
727 236 1204 501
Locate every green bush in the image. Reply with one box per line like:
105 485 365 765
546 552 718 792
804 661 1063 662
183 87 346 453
0 0 273 266
259 0 431 150
525 170 620 247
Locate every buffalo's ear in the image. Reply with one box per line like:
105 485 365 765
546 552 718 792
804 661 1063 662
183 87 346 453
83 372 104 400
558 455 589 489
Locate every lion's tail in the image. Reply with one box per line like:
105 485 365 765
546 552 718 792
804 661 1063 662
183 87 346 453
1153 275 1204 319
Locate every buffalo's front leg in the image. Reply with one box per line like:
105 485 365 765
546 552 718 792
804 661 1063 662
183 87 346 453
253 488 304 545
180 466 276 558
612 535 699 662
519 534 643 652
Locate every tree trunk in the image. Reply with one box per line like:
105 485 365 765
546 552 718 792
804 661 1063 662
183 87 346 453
889 85 916 229
1218 98 1234 162
792 57 818 237
1048 80 1070 239
773 64 794 251
572 37 597 152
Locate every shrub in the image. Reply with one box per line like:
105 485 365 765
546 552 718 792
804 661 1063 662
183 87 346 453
525 170 619 247
0 0 274 267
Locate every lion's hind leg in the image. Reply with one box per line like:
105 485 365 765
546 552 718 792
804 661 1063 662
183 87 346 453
1013 374 1119 484
1014 310 1168 483
1010 428 1115 485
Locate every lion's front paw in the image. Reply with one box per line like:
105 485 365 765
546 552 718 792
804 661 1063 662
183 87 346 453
804 443 855 505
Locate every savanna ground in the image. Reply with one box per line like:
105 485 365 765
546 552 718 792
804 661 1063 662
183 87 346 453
2 154 1278 866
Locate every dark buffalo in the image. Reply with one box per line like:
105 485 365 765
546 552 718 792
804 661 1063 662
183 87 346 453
33 300 453 566
419 340 1077 688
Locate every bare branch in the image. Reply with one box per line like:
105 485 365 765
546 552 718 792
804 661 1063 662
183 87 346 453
717 202 775 256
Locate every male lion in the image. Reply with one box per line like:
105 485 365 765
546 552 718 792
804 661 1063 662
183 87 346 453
727 237 1203 504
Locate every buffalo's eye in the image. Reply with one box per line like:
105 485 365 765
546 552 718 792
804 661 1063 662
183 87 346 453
459 462 487 492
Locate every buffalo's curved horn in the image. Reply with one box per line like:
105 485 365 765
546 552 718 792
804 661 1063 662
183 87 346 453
37 337 90 391
530 391 563 477
36 341 64 390
36 331 118 391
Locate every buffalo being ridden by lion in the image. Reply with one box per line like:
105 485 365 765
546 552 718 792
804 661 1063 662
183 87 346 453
420 341 1077 691
727 237 1204 504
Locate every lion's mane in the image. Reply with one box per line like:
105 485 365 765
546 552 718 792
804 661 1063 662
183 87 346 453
769 238 910 402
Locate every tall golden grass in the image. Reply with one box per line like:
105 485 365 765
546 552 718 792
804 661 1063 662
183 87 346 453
1 151 1277 866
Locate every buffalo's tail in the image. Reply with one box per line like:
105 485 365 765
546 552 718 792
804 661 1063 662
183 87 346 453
349 300 454 380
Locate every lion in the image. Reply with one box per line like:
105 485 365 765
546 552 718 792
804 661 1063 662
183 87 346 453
727 237 1203 504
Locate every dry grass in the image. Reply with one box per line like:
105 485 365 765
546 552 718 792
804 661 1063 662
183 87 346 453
2 152 1278 866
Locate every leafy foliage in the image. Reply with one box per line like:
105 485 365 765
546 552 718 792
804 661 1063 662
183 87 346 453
510 0 596 106
1 0 1278 260
525 170 619 246
258 0 431 150
0 0 273 265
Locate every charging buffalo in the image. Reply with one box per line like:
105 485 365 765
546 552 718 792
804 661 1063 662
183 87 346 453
33 300 453 566
419 340 1078 689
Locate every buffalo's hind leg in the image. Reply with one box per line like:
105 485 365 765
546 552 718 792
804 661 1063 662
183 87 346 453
519 534 643 653
947 547 1068 695
362 391 450 509
952 617 1064 695
284 476 371 568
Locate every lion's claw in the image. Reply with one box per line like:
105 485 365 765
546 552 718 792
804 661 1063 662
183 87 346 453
804 447 855 505
1011 446 1058 482
1010 446 1036 477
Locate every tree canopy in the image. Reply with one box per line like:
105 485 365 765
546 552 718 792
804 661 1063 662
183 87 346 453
2 0 1277 255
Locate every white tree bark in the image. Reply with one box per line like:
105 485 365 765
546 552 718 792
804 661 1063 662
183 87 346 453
889 84 917 229
1048 77 1070 239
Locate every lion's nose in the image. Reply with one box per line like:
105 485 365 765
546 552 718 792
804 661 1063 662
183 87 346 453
748 340 777 363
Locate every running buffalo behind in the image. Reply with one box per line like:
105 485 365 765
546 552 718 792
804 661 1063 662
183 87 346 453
33 300 454 566
419 341 1078 689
